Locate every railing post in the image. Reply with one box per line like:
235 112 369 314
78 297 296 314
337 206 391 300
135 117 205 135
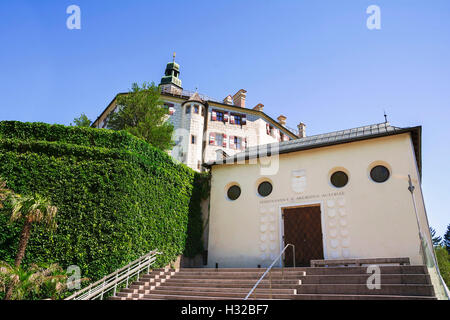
126 266 130 288
137 259 141 281
113 273 118 296
269 269 272 300
100 278 105 300
292 245 296 268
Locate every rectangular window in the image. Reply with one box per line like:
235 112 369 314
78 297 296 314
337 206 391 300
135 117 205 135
229 113 246 125
212 109 226 122
216 133 223 147
194 105 199 114
186 106 191 114
235 136 241 150
191 135 196 144
165 103 175 116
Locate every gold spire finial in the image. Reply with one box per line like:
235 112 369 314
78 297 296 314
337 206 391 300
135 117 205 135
173 52 176 62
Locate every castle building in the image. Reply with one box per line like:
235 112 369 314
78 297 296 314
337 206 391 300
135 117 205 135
92 58 299 171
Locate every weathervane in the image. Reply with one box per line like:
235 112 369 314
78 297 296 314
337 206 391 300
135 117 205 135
383 110 388 123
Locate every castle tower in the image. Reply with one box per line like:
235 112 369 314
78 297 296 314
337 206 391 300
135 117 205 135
159 52 183 95
180 92 205 171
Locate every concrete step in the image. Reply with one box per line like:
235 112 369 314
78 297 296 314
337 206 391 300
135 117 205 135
123 286 296 295
301 266 427 275
298 274 431 285
113 291 435 300
118 290 288 299
288 293 436 300
160 278 300 287
129 282 299 291
162 272 305 280
174 269 306 275
115 292 242 300
172 266 427 275
296 284 435 296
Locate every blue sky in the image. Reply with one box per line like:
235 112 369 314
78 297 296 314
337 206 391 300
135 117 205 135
0 0 449 236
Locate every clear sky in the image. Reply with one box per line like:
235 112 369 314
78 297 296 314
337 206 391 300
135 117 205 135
0 0 449 236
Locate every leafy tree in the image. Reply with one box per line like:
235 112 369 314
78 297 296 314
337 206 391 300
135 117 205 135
71 113 92 127
430 227 443 246
107 82 174 151
444 224 450 254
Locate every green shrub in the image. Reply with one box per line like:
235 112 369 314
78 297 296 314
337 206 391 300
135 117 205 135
435 246 450 288
0 121 206 285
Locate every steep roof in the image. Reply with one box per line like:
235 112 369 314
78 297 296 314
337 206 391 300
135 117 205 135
185 91 204 103
204 122 422 177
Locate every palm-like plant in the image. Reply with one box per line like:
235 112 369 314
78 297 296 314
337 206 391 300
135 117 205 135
0 262 69 300
9 193 58 268
0 178 12 209
0 177 58 300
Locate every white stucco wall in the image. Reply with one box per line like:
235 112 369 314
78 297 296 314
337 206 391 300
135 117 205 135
207 133 431 268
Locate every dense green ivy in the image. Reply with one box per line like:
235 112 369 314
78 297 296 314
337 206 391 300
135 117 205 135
0 121 207 282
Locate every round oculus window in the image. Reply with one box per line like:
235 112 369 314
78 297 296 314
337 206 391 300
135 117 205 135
330 171 348 188
370 165 390 183
257 181 273 197
227 185 241 201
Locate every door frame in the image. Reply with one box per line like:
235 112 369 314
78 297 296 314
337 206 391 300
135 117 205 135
277 200 328 267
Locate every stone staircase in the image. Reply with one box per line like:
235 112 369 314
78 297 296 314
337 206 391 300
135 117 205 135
110 265 436 300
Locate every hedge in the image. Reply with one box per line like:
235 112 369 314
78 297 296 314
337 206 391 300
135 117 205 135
0 121 207 283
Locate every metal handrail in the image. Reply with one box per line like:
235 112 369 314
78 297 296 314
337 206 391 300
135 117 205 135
65 250 161 300
244 244 295 300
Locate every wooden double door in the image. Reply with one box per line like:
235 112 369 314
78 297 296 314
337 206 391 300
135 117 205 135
282 205 324 267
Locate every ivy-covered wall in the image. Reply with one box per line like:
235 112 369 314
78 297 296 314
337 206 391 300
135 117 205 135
0 121 207 281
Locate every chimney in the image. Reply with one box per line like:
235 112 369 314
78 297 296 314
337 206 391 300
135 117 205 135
253 103 264 112
223 95 233 105
277 115 287 126
232 89 247 108
297 122 306 138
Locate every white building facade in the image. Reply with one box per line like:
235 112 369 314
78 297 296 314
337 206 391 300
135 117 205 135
92 59 299 171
